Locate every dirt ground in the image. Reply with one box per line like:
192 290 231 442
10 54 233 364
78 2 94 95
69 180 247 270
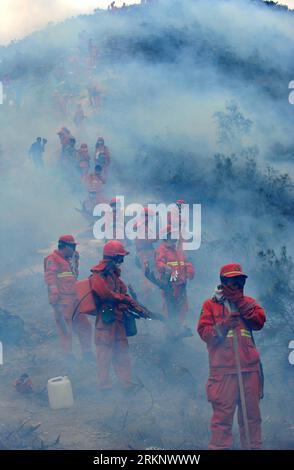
0 236 293 450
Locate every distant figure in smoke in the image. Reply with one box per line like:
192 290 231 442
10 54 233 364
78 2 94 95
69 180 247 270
105 197 125 240
108 1 118 12
197 264 266 450
94 136 110 175
155 225 194 337
81 164 107 222
135 207 158 301
57 127 71 148
44 235 92 363
73 104 86 127
57 128 77 176
28 137 47 167
76 143 90 176
61 137 78 183
88 82 102 108
167 199 188 251
90 240 145 391
135 207 157 270
95 135 110 157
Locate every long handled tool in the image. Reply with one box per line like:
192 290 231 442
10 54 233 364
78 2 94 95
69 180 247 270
226 300 251 449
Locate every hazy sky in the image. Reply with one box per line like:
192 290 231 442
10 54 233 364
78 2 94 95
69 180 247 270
0 1 140 44
0 0 293 45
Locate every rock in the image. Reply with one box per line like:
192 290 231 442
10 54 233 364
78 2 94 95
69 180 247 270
0 308 25 344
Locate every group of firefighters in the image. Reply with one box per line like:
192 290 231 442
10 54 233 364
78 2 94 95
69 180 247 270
44 211 266 449
41 75 267 448
56 127 111 219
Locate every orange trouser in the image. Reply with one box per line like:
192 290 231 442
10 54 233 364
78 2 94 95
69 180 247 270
53 301 92 354
206 371 262 450
95 317 132 390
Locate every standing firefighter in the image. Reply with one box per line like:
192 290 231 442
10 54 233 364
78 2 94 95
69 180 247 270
89 241 145 392
44 235 92 361
155 225 194 336
28 137 47 167
135 207 157 270
197 263 266 450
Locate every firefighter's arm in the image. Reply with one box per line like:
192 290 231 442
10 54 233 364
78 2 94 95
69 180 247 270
236 298 266 331
91 274 134 306
44 257 59 305
197 300 224 345
197 300 239 344
155 251 171 274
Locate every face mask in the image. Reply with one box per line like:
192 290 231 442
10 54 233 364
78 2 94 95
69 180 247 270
114 255 124 265
221 276 246 290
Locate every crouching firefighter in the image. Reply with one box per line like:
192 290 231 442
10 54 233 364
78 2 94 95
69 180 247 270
76 240 146 392
44 235 92 361
197 264 266 450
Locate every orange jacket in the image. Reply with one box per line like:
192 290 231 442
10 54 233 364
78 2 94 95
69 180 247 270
155 241 194 284
197 296 266 375
44 250 78 305
77 150 90 169
90 260 139 321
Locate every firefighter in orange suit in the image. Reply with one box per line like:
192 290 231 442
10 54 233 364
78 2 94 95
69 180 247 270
197 263 266 450
155 225 194 329
90 240 144 391
44 235 92 360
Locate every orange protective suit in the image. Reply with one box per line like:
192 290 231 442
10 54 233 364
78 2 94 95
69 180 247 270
44 250 92 353
197 292 266 449
90 260 139 389
77 144 90 174
155 241 194 323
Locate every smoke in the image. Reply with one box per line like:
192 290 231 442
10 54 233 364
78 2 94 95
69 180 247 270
0 0 293 449
0 0 141 45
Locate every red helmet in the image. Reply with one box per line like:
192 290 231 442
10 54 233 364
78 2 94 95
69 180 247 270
103 240 129 258
59 234 77 245
110 197 118 206
176 199 185 205
220 263 247 278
